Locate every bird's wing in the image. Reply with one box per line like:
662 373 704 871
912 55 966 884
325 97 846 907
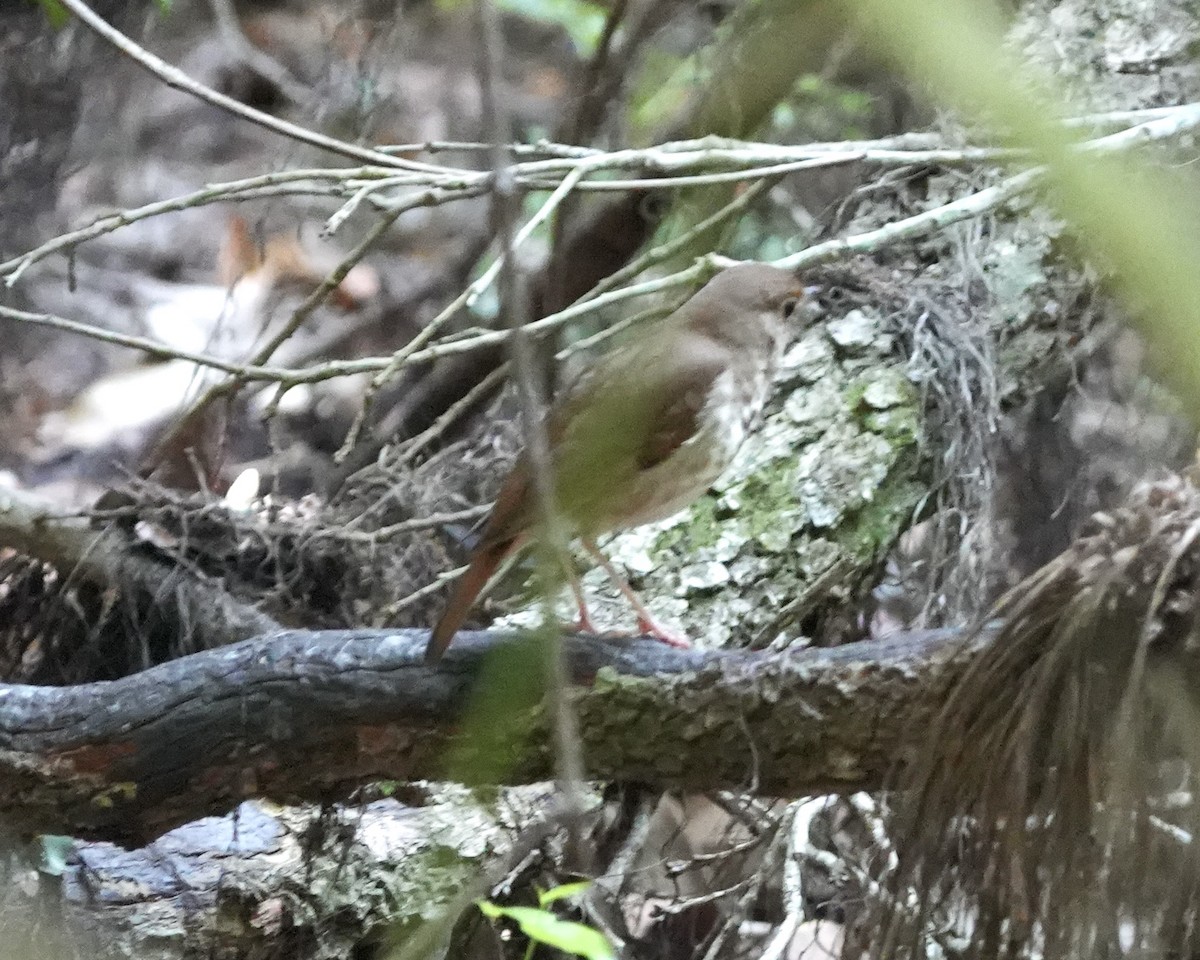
547 328 730 467
481 329 730 542
475 455 534 550
634 352 727 470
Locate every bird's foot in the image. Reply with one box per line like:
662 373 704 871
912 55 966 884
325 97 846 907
636 614 692 649
566 613 600 635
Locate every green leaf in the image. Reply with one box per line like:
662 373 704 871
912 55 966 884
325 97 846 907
477 902 615 960
538 880 593 906
38 835 74 876
35 0 70 28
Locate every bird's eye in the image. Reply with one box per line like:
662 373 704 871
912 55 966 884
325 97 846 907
781 296 800 319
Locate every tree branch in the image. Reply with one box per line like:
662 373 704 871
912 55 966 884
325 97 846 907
0 625 974 845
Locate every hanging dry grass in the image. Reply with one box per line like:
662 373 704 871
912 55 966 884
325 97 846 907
876 473 1200 960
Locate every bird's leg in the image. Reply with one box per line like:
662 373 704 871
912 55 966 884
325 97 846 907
565 567 599 635
581 538 691 649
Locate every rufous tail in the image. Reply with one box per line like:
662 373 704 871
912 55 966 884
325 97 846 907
425 539 515 662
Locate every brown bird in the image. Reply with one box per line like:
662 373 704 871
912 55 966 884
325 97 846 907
426 263 805 661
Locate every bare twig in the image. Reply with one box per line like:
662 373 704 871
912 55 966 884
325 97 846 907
0 302 271 377
379 567 466 622
7 104 1199 397
394 364 512 466
6 100 1196 288
581 175 777 303
57 0 457 176
316 506 490 541
141 203 411 473
0 169 380 283
758 800 816 960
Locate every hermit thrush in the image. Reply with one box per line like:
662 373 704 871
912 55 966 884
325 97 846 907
426 263 804 661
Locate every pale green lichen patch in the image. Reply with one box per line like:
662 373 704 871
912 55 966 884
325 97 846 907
779 332 836 387
859 369 914 412
369 784 569 929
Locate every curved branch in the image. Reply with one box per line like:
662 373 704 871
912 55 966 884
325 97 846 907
0 625 975 845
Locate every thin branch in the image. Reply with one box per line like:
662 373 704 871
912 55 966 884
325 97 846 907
0 170 381 283
315 506 491 541
473 0 587 805
468 164 588 306
394 363 512 465
57 0 459 176
6 102 1195 285
8 104 1199 392
374 138 604 158
0 303 271 377
379 567 466 622
142 190 455 471
520 152 865 190
206 0 311 106
581 175 777 303
778 167 1043 272
758 801 813 960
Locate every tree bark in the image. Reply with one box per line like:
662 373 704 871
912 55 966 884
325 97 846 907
0 626 974 846
2 788 541 960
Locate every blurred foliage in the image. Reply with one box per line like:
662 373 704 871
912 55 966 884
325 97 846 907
628 0 859 272
435 0 607 54
32 0 70 28
782 75 877 142
440 629 550 784
34 0 171 27
855 0 1200 412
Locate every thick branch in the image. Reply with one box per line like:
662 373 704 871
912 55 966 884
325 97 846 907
0 626 975 845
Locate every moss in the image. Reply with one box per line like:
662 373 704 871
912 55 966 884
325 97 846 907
843 378 871 410
91 782 136 808
657 495 724 552
835 455 926 563
739 459 802 542
863 404 921 444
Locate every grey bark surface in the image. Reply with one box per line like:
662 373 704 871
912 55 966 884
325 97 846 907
2 789 543 960
0 624 975 960
0 626 973 845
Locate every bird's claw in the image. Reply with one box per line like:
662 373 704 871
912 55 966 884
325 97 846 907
636 615 692 649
